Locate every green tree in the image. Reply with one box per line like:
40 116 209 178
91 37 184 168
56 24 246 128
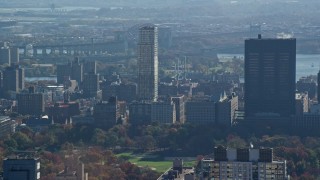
91 128 107 146
105 132 119 148
13 132 33 150
136 135 156 151
4 138 17 150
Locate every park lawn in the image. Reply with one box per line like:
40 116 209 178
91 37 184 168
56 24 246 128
116 152 172 172
130 159 172 172
116 152 195 173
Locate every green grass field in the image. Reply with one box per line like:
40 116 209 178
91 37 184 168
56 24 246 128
116 152 195 173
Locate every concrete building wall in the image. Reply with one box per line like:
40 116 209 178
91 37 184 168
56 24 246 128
227 148 237 161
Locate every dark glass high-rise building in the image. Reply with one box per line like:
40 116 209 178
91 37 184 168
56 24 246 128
3 65 24 93
137 26 158 101
245 36 296 117
318 70 320 103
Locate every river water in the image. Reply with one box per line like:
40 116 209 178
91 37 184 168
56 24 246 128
25 76 57 82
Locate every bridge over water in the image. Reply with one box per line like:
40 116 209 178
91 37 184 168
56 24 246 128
13 40 128 57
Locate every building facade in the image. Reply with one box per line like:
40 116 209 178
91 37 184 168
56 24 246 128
93 97 120 129
296 76 316 100
17 93 44 116
0 116 14 137
171 95 186 124
84 61 97 74
47 101 80 124
57 58 84 85
0 47 10 65
102 82 137 103
216 94 239 126
129 101 151 125
292 114 320 131
3 158 40 180
57 64 70 84
151 101 176 124
3 65 24 93
71 58 83 85
10 47 19 64
295 93 309 116
245 35 296 118
137 26 158 101
318 70 320 103
83 73 99 98
199 147 288 180
185 96 215 124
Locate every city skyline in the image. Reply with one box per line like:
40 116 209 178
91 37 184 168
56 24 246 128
0 2 319 179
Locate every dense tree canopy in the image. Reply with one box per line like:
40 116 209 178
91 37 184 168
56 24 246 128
2 123 320 179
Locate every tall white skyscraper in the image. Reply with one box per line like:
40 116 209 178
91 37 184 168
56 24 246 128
138 25 158 101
